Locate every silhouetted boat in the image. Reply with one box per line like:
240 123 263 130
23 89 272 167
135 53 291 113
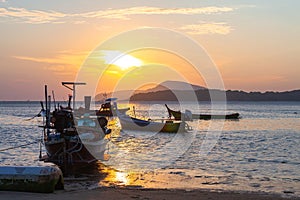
116 105 189 133
39 83 111 174
75 97 129 117
96 98 129 117
165 104 240 120
118 114 188 133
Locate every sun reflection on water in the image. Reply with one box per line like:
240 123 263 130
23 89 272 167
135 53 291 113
100 167 132 186
115 171 129 185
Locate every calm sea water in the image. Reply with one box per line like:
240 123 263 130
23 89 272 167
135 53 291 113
0 101 299 196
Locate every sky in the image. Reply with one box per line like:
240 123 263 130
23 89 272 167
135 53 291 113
0 0 299 100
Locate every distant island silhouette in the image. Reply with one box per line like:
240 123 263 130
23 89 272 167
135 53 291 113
96 81 300 101
130 89 300 101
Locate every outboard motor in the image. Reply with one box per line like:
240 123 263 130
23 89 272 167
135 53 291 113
97 117 111 135
51 110 75 135
184 109 193 121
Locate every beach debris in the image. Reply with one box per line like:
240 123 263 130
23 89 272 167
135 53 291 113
283 190 295 194
249 183 261 188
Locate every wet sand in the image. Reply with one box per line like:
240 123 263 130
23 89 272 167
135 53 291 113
2 163 299 200
1 187 300 200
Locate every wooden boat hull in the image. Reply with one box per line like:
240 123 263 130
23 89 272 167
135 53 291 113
165 104 240 120
75 107 129 117
118 114 186 133
194 113 240 120
43 137 97 173
40 83 111 175
75 116 111 160
0 165 63 193
81 140 107 160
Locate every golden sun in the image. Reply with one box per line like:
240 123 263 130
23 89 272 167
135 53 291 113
102 50 143 70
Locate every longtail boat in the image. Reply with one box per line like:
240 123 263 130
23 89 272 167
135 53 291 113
165 104 240 121
39 83 111 174
116 105 189 133
75 97 129 117
118 114 187 133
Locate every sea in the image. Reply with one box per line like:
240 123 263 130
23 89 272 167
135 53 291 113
0 101 299 197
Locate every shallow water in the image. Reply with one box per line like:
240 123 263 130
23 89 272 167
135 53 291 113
0 101 299 197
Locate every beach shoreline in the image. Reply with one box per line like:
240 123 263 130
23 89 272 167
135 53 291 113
1 187 300 200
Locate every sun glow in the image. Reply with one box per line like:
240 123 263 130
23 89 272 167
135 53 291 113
102 50 143 70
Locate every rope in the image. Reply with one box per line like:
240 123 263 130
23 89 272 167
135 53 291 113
24 110 44 121
0 141 39 152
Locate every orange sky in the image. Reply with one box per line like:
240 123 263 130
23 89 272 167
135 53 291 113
0 1 299 100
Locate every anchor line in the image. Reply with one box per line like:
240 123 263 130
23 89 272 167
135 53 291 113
0 140 39 152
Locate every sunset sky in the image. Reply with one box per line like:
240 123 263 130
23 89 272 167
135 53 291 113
0 0 299 100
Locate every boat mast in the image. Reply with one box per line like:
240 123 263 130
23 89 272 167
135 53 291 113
61 82 86 109
45 85 50 129
44 85 51 139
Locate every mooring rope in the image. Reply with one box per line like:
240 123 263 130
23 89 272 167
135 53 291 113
24 109 44 121
0 140 39 152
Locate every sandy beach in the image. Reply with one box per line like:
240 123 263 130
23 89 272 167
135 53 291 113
3 162 299 200
1 187 300 200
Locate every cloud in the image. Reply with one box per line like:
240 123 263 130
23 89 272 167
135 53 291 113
13 50 88 75
0 7 66 24
0 6 235 24
180 22 233 35
14 55 75 76
78 6 235 20
14 55 65 64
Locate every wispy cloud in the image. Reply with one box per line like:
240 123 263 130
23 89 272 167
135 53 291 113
14 55 65 64
78 6 235 20
0 6 235 24
180 22 233 35
0 7 66 24
13 50 88 75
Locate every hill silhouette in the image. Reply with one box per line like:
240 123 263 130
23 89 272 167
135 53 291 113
95 81 300 101
130 89 300 101
144 80 206 93
95 81 205 101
